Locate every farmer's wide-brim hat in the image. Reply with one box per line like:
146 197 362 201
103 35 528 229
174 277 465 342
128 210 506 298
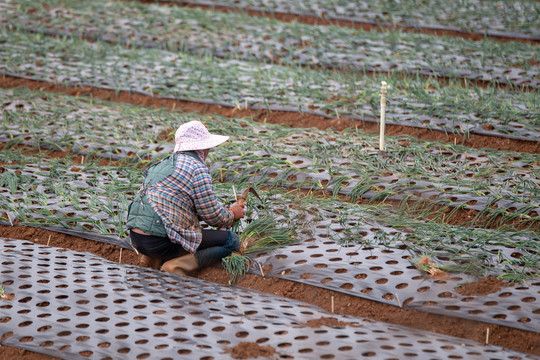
174 120 229 152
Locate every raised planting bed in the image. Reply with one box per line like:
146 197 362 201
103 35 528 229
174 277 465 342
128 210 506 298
0 146 136 241
155 0 540 41
0 88 175 161
214 140 540 230
248 195 540 332
1 89 538 338
2 89 538 234
1 32 538 143
0 238 536 360
2 0 539 90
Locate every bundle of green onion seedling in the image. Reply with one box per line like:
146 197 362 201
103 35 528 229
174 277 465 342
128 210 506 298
222 215 296 284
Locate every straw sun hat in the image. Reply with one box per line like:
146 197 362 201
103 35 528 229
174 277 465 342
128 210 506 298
173 121 229 153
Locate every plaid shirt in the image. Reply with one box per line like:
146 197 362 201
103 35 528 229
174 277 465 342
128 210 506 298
145 152 234 253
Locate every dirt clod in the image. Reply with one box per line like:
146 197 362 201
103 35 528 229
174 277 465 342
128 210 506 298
302 316 362 328
456 276 511 296
224 341 277 359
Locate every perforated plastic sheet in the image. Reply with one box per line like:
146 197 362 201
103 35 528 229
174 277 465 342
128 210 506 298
160 0 540 41
2 84 538 145
2 28 539 142
0 238 536 360
12 23 539 91
217 150 540 219
253 234 540 333
0 152 138 237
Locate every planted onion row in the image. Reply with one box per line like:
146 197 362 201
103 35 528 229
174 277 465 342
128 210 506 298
1 89 538 235
1 29 538 141
156 0 540 39
2 0 538 88
1 145 538 284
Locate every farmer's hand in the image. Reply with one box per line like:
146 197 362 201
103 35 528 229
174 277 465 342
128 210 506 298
229 203 245 220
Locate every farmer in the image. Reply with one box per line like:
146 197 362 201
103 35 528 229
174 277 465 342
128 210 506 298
126 120 245 275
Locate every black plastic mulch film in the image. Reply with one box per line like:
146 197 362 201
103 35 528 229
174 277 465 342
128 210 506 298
2 92 539 154
5 0 537 90
219 150 540 218
0 239 536 360
11 24 539 92
1 141 538 228
2 70 538 143
252 231 540 333
160 0 540 41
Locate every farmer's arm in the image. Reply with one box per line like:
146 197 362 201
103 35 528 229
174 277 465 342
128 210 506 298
191 166 236 228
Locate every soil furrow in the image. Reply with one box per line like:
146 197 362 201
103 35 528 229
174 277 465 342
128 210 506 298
0 224 538 357
136 0 540 45
2 75 538 155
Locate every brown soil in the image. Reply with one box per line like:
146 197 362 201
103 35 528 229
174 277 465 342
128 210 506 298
456 275 512 296
224 341 278 359
0 293 14 301
302 316 362 328
1 75 538 155
1 224 539 359
0 347 58 360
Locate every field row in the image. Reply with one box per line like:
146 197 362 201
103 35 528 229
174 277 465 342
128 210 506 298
2 0 538 90
2 239 534 360
2 88 539 231
1 29 538 142
1 87 538 277
1 0 539 358
1 88 539 332
156 0 540 40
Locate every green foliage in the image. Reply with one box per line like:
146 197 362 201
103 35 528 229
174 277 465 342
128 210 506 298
239 215 297 254
1 86 538 285
0 171 19 195
221 215 297 284
221 253 251 285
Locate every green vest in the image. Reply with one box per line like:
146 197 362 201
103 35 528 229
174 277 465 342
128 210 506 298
127 152 202 236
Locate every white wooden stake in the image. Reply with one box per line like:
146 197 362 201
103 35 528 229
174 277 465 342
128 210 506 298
236 295 246 315
379 81 388 151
